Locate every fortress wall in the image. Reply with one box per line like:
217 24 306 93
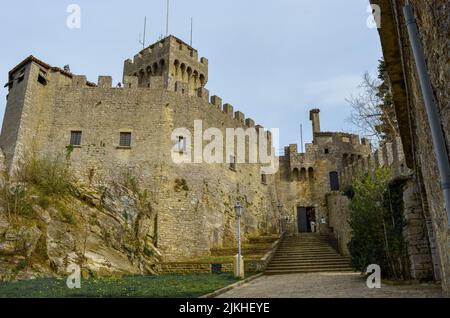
13 72 278 261
0 61 75 173
0 61 33 170
276 132 372 234
371 0 450 292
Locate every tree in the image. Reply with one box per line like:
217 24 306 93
347 167 410 280
347 59 399 146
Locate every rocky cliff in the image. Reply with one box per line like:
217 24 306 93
0 155 160 281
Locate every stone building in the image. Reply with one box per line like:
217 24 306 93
276 109 372 235
0 34 373 267
370 0 450 293
0 36 281 262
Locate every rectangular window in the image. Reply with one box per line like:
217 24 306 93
119 132 132 147
176 136 186 153
229 155 236 171
261 174 267 185
18 69 25 83
70 131 82 146
37 70 48 86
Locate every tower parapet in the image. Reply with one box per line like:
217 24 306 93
123 35 208 95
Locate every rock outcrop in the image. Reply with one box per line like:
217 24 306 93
0 181 160 281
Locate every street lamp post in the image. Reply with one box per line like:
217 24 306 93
234 202 243 278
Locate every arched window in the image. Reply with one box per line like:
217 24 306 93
300 168 307 181
293 168 299 182
193 70 199 88
187 67 193 86
308 167 314 181
174 60 180 78
159 59 165 74
138 69 145 85
329 171 339 191
343 154 349 166
199 74 206 87
180 63 186 81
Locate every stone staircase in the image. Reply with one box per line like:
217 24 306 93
265 233 354 275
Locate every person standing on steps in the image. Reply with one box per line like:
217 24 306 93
310 217 316 233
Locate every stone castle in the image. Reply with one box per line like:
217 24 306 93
1 1 448 296
0 35 370 264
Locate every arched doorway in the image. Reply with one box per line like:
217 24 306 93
329 171 339 191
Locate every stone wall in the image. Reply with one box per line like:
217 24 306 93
156 260 265 275
402 178 435 280
276 111 371 235
0 52 280 263
371 0 450 293
326 193 351 255
327 135 438 280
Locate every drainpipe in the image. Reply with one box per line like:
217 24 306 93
403 3 450 226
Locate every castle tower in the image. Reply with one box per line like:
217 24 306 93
123 35 208 95
310 109 321 134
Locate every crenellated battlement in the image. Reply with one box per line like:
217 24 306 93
123 35 208 95
339 137 411 188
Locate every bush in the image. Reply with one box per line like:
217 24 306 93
342 185 355 199
17 154 75 196
347 167 410 280
0 175 34 221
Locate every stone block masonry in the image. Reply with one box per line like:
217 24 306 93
0 36 281 264
371 0 450 294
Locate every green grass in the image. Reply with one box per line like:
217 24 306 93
0 273 239 298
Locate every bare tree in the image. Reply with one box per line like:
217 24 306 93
347 60 399 146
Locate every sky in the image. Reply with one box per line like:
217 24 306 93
0 0 383 153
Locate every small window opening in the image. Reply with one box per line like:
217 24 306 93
308 167 315 181
119 132 132 147
324 148 329 154
18 69 25 83
37 70 47 86
261 174 267 185
70 131 82 146
229 155 236 171
176 136 187 153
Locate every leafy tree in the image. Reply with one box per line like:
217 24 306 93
348 167 410 280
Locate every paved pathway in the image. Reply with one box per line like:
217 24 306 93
217 272 443 298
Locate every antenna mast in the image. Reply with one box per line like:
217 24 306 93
166 0 170 37
300 124 304 153
190 17 193 46
139 17 147 49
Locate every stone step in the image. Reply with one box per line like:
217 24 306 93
265 234 351 275
268 261 351 267
266 264 353 271
270 257 351 264
280 245 329 248
277 247 335 251
272 257 346 262
265 268 354 275
278 246 334 251
275 251 337 255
